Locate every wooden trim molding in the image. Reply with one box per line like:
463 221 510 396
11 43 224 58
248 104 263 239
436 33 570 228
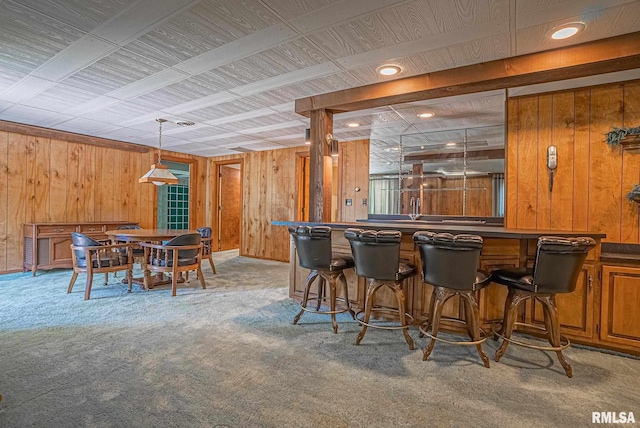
0 120 150 153
295 32 640 116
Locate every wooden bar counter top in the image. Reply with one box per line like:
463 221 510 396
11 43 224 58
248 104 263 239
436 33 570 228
273 220 640 357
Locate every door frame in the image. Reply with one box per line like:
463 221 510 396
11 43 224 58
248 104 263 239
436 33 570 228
212 159 244 253
296 151 310 221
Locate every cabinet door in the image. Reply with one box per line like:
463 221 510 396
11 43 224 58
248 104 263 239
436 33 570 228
529 265 595 339
601 265 640 347
479 258 520 325
50 237 73 266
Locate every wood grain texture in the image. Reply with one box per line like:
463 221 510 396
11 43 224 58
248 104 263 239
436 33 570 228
515 97 538 229
337 139 369 222
219 165 241 250
505 98 518 228
536 94 552 229
507 80 639 244
0 131 207 273
0 132 7 271
573 89 591 232
622 82 640 243
589 85 623 242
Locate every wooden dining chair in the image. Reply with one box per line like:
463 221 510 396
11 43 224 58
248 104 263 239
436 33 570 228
68 232 134 300
139 233 206 296
185 227 216 281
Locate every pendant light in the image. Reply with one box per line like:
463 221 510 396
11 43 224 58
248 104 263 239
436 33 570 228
139 118 179 186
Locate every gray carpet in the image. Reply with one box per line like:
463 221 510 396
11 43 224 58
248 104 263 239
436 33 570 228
1 250 639 428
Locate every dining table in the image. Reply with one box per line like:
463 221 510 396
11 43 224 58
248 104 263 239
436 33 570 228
105 228 199 289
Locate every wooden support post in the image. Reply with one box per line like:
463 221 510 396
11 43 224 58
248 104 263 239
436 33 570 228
309 109 333 222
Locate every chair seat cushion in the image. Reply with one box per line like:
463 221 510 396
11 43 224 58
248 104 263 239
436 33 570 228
492 267 535 292
330 256 354 271
397 262 416 281
77 256 123 268
152 257 198 267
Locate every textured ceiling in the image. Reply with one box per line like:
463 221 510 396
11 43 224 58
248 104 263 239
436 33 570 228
1 0 640 174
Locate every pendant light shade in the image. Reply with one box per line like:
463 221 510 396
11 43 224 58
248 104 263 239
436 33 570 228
139 118 179 186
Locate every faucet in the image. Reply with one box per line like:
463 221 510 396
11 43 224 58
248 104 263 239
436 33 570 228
409 197 421 220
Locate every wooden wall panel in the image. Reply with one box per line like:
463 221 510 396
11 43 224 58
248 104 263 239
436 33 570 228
551 92 575 230
516 97 539 229
6 133 27 270
34 137 50 223
506 98 518 228
0 132 7 271
537 95 552 230
0 130 207 274
507 80 640 244
622 82 640 243
337 139 369 222
573 89 591 232
588 85 623 242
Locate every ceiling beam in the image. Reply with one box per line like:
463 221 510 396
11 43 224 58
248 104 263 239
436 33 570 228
0 120 150 153
295 32 640 116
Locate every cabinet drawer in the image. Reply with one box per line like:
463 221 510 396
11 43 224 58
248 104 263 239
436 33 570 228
38 225 76 235
79 224 104 233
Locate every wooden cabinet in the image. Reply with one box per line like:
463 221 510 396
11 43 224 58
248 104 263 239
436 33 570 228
24 222 138 275
529 265 596 339
600 265 640 348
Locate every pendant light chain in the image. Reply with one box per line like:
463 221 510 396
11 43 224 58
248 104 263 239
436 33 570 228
156 118 166 165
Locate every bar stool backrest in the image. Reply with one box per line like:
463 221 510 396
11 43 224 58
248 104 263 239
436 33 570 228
533 236 596 294
345 228 401 281
414 231 483 290
288 226 332 270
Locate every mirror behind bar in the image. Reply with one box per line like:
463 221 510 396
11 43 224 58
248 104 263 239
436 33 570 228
368 125 505 220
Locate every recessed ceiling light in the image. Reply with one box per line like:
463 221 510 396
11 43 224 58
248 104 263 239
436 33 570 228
175 121 195 126
347 122 360 127
377 64 401 76
446 142 457 147
417 112 434 118
551 22 585 40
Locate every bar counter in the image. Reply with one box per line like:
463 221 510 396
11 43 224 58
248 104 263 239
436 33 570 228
273 220 640 356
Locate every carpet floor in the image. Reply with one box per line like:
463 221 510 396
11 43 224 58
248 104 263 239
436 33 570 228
0 250 639 428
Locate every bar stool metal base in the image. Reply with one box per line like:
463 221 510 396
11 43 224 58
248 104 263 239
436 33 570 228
419 317 488 346
492 322 571 352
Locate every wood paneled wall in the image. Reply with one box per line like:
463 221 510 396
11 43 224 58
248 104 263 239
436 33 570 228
0 130 210 273
506 80 640 243
337 139 370 222
208 147 305 263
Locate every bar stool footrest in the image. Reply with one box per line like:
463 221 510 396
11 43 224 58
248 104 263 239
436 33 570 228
355 307 414 330
420 317 488 346
492 322 570 351
300 297 352 316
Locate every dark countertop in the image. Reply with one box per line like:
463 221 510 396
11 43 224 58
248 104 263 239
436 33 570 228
273 220 607 240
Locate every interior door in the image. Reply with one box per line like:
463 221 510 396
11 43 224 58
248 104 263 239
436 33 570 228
218 164 241 250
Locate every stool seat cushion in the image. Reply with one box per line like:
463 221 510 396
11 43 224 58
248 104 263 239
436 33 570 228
330 256 354 271
475 270 492 288
397 262 415 281
492 267 535 291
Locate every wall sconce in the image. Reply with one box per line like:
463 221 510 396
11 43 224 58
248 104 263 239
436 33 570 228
304 128 310 145
326 133 339 157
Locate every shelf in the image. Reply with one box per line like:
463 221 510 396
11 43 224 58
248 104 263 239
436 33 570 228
620 135 640 150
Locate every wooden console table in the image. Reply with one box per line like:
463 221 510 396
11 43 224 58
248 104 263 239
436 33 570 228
23 221 138 276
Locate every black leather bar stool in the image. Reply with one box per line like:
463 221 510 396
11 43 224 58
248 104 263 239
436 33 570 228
492 236 596 377
288 226 355 334
413 231 491 367
345 228 416 350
